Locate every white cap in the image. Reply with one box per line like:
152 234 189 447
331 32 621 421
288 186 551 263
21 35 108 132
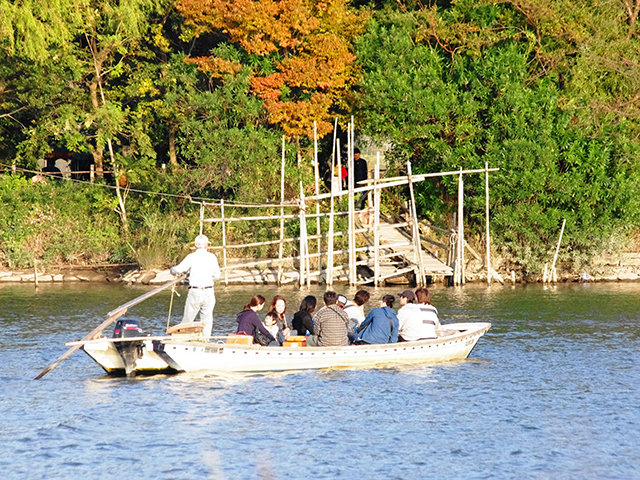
194 234 210 249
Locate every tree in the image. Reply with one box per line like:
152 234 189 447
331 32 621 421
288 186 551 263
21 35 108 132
177 0 366 143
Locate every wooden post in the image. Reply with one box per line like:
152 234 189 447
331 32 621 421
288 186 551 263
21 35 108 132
299 182 310 287
199 203 204 235
457 170 464 285
11 163 16 174
374 155 380 287
485 162 491 286
278 136 286 286
33 258 39 288
313 121 322 277
408 162 425 286
90 164 95 183
550 218 566 283
348 120 356 285
336 138 342 196
327 148 336 286
221 199 228 286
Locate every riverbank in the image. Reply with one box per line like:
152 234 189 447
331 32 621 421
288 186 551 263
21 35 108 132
3 251 640 285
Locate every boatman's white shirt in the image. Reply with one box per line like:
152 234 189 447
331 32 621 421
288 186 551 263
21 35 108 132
172 248 221 287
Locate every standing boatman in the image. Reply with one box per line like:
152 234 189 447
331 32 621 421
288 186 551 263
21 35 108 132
170 234 221 339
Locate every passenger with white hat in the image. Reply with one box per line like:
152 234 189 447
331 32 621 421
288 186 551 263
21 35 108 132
170 234 221 339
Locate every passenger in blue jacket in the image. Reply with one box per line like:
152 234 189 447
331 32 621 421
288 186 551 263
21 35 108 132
355 294 399 345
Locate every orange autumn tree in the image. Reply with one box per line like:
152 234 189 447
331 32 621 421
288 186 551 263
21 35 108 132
177 0 365 141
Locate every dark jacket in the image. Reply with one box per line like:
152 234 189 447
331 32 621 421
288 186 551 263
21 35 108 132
292 310 314 336
236 309 275 343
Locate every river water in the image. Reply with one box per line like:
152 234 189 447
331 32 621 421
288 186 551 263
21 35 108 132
1 282 639 479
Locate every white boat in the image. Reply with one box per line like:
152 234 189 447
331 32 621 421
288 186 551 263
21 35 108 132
72 321 491 376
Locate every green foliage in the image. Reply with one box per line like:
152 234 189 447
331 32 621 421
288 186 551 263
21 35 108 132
356 5 640 272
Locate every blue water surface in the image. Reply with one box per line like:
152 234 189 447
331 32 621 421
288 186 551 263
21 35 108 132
1 282 639 479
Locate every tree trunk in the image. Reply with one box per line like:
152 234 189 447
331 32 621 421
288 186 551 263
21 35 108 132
169 124 178 166
89 79 104 177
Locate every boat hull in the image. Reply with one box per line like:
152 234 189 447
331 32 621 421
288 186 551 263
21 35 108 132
81 322 490 375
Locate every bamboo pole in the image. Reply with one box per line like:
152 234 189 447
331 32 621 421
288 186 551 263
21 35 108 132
299 182 310 287
278 136 286 286
221 198 228 286
327 146 336 286
348 120 356 285
550 218 566 283
485 162 491 286
199 203 204 235
374 155 380 287
407 162 425 286
336 138 342 196
313 121 322 277
456 171 464 285
306 167 500 202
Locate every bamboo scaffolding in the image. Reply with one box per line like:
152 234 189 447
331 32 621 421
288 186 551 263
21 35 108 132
189 158 498 287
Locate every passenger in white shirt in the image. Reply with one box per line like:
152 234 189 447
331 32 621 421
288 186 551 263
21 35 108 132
342 289 370 330
170 234 221 339
397 288 439 341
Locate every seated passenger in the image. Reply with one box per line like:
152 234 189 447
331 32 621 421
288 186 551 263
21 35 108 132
397 288 439 341
343 289 370 330
262 311 283 345
268 295 294 336
236 294 276 346
355 295 399 345
307 291 350 347
292 295 317 336
415 287 444 335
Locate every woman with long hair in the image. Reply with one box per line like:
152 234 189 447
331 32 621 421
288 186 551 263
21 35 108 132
292 295 317 336
236 294 275 345
268 295 293 336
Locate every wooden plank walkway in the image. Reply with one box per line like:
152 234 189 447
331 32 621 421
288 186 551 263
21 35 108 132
357 211 453 285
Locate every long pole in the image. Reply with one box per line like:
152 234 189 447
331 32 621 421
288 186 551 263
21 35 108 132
457 171 464 285
348 119 356 285
327 144 336 286
313 121 322 277
35 274 187 379
221 199 228 286
550 218 566 282
299 182 308 287
408 162 425 286
374 155 380 287
485 162 491 285
278 136 286 286
199 203 204 235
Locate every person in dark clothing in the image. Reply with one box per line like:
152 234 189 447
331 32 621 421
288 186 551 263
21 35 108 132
292 295 317 336
42 156 62 180
236 294 275 345
353 148 368 209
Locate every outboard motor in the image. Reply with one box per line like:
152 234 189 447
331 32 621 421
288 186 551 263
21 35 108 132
112 319 146 376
